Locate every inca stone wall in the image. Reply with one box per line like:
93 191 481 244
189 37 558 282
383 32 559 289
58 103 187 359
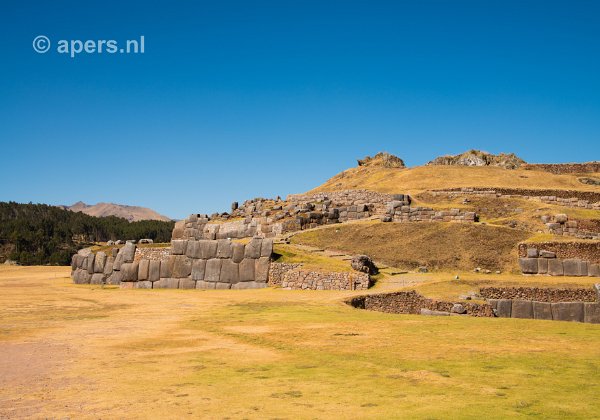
542 214 600 240
487 285 600 323
480 287 597 302
280 268 370 290
432 187 600 210
267 262 303 286
348 290 493 317
517 243 600 277
522 162 600 174
381 196 476 223
72 238 274 290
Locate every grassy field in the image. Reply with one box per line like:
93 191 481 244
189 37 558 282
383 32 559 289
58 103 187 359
1 266 600 418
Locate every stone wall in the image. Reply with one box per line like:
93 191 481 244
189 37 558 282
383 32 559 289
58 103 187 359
432 187 600 210
518 241 600 263
267 262 303 286
135 247 170 261
381 198 476 223
522 162 600 174
287 189 396 209
488 297 600 323
279 268 370 290
72 238 274 290
541 214 600 240
348 290 493 317
480 286 597 302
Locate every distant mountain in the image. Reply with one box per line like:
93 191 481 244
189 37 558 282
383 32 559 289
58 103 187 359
63 201 172 222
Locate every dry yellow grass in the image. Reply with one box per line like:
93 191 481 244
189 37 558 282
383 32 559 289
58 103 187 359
2 266 600 418
312 165 600 195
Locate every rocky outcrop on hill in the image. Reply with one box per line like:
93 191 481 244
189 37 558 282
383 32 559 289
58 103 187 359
427 150 526 169
357 152 405 168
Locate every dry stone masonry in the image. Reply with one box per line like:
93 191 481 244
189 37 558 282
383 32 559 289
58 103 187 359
268 262 370 290
542 214 600 240
432 187 600 210
381 195 476 223
72 238 274 290
486 285 600 323
517 243 600 277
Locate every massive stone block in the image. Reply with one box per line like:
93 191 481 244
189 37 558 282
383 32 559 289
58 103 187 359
533 301 553 320
191 259 207 281
107 270 122 285
196 280 215 290
199 240 218 259
260 239 274 257
519 258 538 274
551 302 584 322
220 260 239 283
217 239 233 259
138 259 149 280
205 259 222 282
136 281 152 289
526 248 539 258
90 273 105 285
548 259 564 276
121 243 136 263
93 252 106 273
179 278 196 289
104 256 114 275
113 253 124 271
232 243 245 263
171 220 185 239
239 258 255 282
244 238 263 259
539 250 556 258
578 260 589 277
160 256 175 278
563 259 581 276
511 300 534 319
86 253 95 274
121 262 139 282
215 282 232 289
172 255 192 278
255 257 270 282
495 299 512 317
537 258 548 275
584 303 600 324
148 260 161 281
589 264 600 277
171 240 188 255
231 281 268 290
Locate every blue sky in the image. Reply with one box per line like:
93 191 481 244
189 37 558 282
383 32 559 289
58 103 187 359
1 1 599 219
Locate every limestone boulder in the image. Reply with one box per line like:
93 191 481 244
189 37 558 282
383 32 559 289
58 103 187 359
121 242 136 263
220 260 239 283
548 259 564 276
138 259 149 280
351 255 378 275
533 301 553 320
148 260 161 281
179 279 196 289
239 258 255 282
93 252 106 273
172 256 192 278
232 243 245 263
518 258 538 274
245 238 263 259
511 300 533 319
171 240 188 255
205 259 222 282
255 257 270 282
217 239 233 259
191 259 207 281
551 302 584 322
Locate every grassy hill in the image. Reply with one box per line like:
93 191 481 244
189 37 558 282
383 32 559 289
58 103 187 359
311 165 600 195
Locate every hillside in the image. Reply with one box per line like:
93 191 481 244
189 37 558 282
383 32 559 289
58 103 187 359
65 201 171 222
311 163 600 195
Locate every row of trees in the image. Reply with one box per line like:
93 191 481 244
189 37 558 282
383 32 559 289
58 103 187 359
0 202 175 265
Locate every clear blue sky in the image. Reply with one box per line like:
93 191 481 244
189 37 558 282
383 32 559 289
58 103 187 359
1 1 599 219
